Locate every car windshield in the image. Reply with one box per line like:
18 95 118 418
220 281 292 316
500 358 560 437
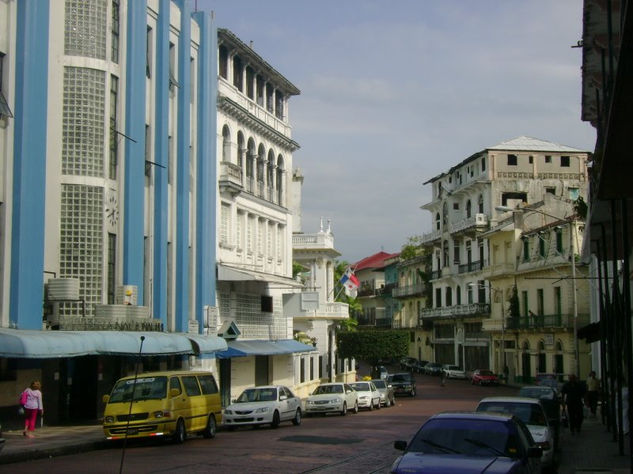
236 388 277 403
109 376 167 402
408 418 517 457
389 374 412 383
372 380 386 389
478 402 547 426
313 384 343 395
478 370 494 376
350 383 370 391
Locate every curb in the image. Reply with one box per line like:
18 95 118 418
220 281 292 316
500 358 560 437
0 439 110 465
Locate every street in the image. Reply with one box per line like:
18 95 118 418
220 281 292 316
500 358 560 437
3 374 541 474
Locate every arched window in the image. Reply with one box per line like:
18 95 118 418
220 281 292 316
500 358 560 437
435 213 441 231
237 132 245 172
442 240 449 267
456 285 461 305
257 144 265 183
267 149 275 196
478 194 484 213
246 138 255 179
442 202 448 227
222 125 231 162
446 287 453 306
538 340 546 373
466 200 472 218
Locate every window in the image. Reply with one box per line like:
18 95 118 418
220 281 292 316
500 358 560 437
466 200 472 218
545 186 556 195
522 238 529 262
453 202 459 210
218 45 228 79
561 155 570 167
568 187 579 200
507 154 518 166
478 194 484 213
246 66 254 99
220 203 230 245
275 90 284 119
182 376 201 396
198 375 218 394
554 286 562 316
300 358 305 383
266 84 274 112
0 53 12 118
539 235 546 257
545 155 552 163
109 75 119 179
111 0 120 62
481 157 486 172
232 55 243 90
435 213 440 230
146 26 152 78
107 233 116 304
522 291 528 317
556 229 563 253
435 288 442 308
529 155 533 164
256 75 264 106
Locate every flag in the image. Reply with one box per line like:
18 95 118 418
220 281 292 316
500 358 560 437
339 268 360 296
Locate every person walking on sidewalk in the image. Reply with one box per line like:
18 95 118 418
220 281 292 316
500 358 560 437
586 370 600 418
21 380 43 438
561 374 586 435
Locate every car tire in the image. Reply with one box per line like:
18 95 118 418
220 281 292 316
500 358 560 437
174 419 186 444
202 415 216 439
353 402 359 414
341 402 347 416
292 408 301 426
384 398 390 407
369 400 373 411
376 399 381 409
271 410 281 428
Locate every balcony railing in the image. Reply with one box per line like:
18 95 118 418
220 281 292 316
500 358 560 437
392 283 425 298
293 232 335 250
419 303 490 322
458 260 486 274
421 228 442 244
219 161 243 194
450 213 489 234
506 313 590 330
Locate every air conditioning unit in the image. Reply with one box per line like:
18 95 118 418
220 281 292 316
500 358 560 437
116 285 138 305
475 213 489 226
47 278 80 301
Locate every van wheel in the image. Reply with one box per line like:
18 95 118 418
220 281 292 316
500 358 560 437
292 408 301 426
271 410 280 428
203 415 216 439
174 419 186 444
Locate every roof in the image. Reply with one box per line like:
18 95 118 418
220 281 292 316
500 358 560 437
353 251 400 272
486 136 587 153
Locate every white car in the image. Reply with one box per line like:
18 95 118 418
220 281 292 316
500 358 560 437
349 381 381 410
442 364 466 379
223 385 302 429
476 396 555 468
305 383 359 416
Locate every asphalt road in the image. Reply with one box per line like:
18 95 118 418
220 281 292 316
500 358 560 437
5 374 520 474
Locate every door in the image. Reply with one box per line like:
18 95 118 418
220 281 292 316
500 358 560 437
219 358 231 408
255 356 269 386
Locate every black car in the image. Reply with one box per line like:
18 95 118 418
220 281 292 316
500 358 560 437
423 362 443 376
412 360 429 374
387 372 416 397
400 357 417 371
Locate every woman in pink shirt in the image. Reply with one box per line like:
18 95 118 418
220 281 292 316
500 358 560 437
22 380 43 437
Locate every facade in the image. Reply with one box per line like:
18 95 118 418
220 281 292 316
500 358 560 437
420 136 590 376
287 219 355 398
213 28 315 405
0 0 227 426
353 251 399 327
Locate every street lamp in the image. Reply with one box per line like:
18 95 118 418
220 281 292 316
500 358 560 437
496 205 579 377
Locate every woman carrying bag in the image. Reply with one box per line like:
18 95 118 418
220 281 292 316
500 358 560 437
21 381 43 438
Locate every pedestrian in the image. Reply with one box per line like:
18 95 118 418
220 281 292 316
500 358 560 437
21 380 43 438
561 374 586 435
586 370 600 417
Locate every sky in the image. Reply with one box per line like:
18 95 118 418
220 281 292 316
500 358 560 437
198 0 596 264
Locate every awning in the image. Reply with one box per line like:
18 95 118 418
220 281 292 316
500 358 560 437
217 264 303 288
215 339 315 359
0 329 227 358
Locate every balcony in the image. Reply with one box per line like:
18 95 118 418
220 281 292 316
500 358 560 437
284 293 349 321
458 260 487 274
506 313 590 330
419 302 490 321
293 232 335 251
219 161 243 195
421 228 442 244
450 213 489 234
392 282 425 298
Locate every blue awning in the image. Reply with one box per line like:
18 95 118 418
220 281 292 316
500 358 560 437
0 329 226 358
215 339 315 359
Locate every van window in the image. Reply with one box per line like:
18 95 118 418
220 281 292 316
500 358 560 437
109 376 167 402
169 376 182 395
197 375 218 395
182 376 201 396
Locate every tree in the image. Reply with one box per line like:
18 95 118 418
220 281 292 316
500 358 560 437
336 330 408 366
400 235 424 260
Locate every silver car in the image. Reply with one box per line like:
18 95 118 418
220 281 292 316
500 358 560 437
305 383 359 416
371 379 395 407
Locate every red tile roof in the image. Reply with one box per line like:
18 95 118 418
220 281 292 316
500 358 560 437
353 251 400 272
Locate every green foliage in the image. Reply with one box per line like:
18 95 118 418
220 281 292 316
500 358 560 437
574 197 588 220
400 235 424 260
336 330 408 365
292 261 307 279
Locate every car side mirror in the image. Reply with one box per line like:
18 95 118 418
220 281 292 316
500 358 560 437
394 440 407 451
102 394 110 403
527 446 543 458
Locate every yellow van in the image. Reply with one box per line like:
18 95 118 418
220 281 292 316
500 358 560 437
102 370 221 443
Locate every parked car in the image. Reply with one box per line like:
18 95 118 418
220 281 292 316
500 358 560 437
371 379 395 407
442 364 466 379
423 362 443 376
223 385 302 429
387 372 416 397
412 360 429 374
400 357 417 371
477 396 555 468
371 365 389 380
518 385 561 449
305 383 358 416
349 381 381 410
535 373 560 393
471 368 500 386
391 412 542 474
102 370 221 443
